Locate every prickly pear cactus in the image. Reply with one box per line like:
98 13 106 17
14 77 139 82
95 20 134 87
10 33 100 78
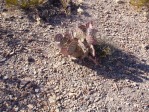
55 21 98 61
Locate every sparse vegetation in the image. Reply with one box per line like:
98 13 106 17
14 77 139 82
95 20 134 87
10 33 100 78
5 0 82 12
130 0 149 8
5 0 83 22
6 0 46 9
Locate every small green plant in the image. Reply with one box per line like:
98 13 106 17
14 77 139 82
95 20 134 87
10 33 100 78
130 0 149 8
6 0 45 9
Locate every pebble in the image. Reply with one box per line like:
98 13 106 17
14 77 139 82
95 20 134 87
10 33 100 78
3 75 8 79
20 110 26 112
27 104 34 109
13 106 19 111
77 7 84 14
115 0 124 4
7 33 14 37
48 96 57 104
132 82 139 87
35 88 40 93
145 45 149 50
55 108 60 112
143 12 149 20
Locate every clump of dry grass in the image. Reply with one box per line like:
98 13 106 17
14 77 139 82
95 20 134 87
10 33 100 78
130 0 149 8
5 0 46 9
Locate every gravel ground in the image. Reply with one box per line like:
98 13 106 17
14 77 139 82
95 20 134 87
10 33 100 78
0 0 149 112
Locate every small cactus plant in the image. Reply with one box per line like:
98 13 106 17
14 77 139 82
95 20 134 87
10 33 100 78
54 21 99 64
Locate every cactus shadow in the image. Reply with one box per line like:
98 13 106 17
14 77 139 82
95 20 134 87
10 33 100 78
74 43 149 82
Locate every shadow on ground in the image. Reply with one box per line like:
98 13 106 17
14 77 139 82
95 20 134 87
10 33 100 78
74 44 149 82
18 1 91 26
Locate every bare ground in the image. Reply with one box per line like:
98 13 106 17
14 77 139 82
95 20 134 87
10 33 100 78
0 0 149 112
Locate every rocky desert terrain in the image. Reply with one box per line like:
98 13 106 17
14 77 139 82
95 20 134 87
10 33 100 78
0 0 149 112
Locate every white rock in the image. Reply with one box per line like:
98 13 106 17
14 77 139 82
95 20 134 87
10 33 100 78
55 108 60 112
35 88 39 93
3 75 8 79
13 106 19 111
144 11 149 20
77 7 84 14
48 95 56 103
27 104 34 109
115 0 124 4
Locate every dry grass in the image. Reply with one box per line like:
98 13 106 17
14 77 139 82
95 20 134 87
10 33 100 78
130 0 149 8
5 0 46 9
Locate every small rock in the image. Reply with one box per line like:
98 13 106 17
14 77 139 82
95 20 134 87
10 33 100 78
145 45 149 50
132 82 139 87
20 109 26 112
48 95 56 104
0 58 6 63
36 17 41 25
115 0 124 4
7 33 14 37
89 73 95 77
69 92 76 99
3 75 8 79
77 7 84 14
18 16 24 19
35 88 39 93
1 12 7 17
144 12 149 20
55 108 60 112
2 9 8 12
0 50 3 53
61 60 66 65
13 106 19 111
125 102 131 106
27 104 34 109
53 61 64 68
143 105 149 110
28 57 35 63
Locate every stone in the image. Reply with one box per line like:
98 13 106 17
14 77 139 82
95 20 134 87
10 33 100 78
115 0 124 4
27 104 34 109
3 75 8 79
144 12 149 20
35 88 40 93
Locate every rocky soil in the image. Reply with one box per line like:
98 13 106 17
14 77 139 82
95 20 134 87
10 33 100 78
0 0 149 112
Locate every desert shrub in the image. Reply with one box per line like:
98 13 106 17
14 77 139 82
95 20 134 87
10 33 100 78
5 0 46 9
5 0 83 23
130 0 149 8
5 0 81 10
